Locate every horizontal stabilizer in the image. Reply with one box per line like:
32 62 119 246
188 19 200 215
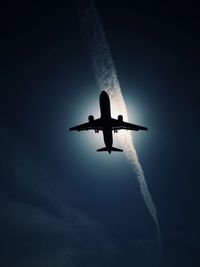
97 147 123 152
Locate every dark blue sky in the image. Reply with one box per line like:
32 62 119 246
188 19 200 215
0 1 199 266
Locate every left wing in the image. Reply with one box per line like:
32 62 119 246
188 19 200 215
69 119 102 132
111 118 148 131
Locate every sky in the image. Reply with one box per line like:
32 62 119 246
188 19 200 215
0 0 200 266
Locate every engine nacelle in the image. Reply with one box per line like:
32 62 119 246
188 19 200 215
88 115 94 122
118 115 123 122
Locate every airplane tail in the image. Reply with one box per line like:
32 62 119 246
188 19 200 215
97 147 123 153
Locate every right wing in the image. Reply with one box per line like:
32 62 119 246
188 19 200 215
69 119 102 132
111 119 148 131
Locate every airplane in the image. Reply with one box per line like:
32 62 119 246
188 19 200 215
69 91 148 153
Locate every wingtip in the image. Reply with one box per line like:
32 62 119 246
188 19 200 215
139 127 148 131
142 126 148 130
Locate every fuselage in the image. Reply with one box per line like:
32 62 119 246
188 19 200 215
99 91 113 153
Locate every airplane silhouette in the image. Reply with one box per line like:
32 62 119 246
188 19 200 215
69 91 148 153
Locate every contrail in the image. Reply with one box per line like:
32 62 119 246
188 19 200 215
78 0 161 248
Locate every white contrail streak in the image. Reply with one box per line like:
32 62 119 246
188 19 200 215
80 0 161 247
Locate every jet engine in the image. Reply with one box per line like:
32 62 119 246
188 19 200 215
118 115 123 122
88 115 94 122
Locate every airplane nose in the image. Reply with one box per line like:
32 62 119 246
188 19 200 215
101 90 107 96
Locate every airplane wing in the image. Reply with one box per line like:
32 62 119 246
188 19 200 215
69 119 103 132
111 118 148 131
